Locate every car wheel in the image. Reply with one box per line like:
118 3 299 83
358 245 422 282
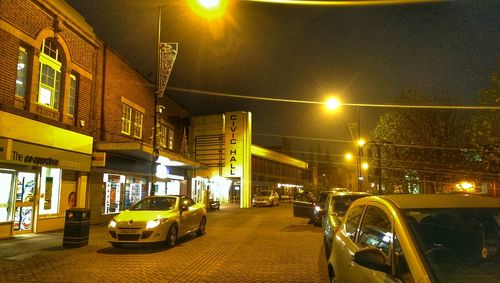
111 242 122 248
166 224 177 247
196 217 206 236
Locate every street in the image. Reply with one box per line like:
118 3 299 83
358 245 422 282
0 203 330 282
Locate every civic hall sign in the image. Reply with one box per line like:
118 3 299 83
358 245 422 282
224 113 242 177
223 111 252 208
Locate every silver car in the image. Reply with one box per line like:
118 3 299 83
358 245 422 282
328 194 500 283
252 190 280 207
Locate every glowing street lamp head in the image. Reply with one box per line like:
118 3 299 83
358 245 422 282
325 97 340 111
358 138 366 147
344 153 353 161
189 0 228 20
362 162 369 170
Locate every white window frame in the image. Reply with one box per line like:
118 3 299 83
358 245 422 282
133 111 143 139
38 39 61 109
68 74 76 116
159 124 167 148
16 47 28 98
167 127 174 150
121 104 132 135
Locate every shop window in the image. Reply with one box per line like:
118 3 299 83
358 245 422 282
133 111 143 139
38 167 61 215
167 127 174 150
16 47 29 98
121 104 132 135
124 177 147 209
103 174 124 214
0 172 15 222
68 73 77 116
38 39 62 109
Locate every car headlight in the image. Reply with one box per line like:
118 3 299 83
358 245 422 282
108 219 117 229
314 205 321 212
146 218 167 229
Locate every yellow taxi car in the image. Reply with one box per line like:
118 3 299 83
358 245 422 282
108 195 207 248
327 194 500 282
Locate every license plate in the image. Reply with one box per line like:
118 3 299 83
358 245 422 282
119 229 139 234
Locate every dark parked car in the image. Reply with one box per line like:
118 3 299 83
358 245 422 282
292 188 349 225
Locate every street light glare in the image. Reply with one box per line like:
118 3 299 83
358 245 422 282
325 97 340 110
362 162 369 170
345 153 353 161
358 138 366 146
189 0 228 20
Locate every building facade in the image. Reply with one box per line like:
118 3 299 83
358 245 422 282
0 0 97 237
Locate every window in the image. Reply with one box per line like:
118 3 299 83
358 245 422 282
68 74 77 116
159 124 167 148
133 111 143 139
38 39 62 109
345 205 365 241
38 167 61 215
0 172 15 222
167 127 174 150
121 104 132 134
16 47 29 98
358 206 392 254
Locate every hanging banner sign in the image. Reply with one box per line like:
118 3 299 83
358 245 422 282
158 42 178 97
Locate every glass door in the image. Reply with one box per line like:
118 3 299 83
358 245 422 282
13 172 37 234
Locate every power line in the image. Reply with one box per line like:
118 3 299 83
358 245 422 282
168 87 500 110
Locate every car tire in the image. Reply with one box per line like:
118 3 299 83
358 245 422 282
196 217 206 236
111 242 122 248
166 224 177 248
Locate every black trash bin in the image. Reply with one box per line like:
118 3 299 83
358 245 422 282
63 208 90 248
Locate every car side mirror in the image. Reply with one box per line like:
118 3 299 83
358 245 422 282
354 248 391 274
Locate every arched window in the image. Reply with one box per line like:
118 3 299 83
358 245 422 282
38 38 62 109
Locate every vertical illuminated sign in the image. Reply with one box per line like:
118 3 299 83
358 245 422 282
224 112 244 177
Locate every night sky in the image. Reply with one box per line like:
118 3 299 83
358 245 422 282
65 0 499 157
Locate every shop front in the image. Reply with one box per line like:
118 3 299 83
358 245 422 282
0 137 92 238
90 143 202 224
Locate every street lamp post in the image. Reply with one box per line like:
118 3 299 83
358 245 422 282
151 5 179 196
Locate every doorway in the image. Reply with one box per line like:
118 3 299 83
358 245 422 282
13 172 37 234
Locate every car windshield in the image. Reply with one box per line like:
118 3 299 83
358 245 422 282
331 195 367 215
130 197 177 211
403 207 500 282
256 191 272 196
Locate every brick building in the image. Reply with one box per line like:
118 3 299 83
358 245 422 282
0 0 97 237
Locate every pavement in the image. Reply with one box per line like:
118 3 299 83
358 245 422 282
0 202 330 283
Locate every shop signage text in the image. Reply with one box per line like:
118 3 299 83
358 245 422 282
12 151 59 166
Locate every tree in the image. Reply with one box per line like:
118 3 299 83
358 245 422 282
466 72 500 176
371 90 473 193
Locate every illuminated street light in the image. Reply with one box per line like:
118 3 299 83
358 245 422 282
189 0 228 20
358 138 366 147
344 152 353 161
152 2 225 195
325 97 340 111
361 162 369 170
